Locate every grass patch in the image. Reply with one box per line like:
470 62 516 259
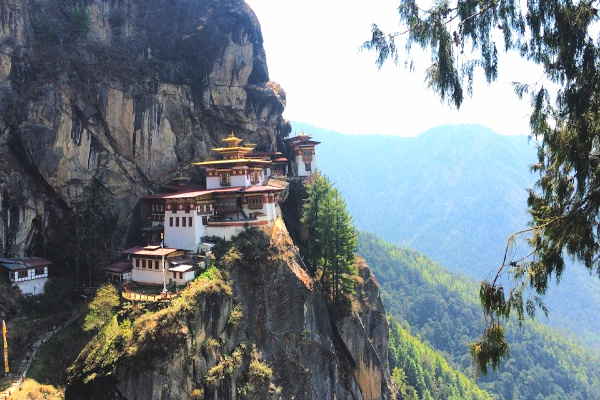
28 318 93 386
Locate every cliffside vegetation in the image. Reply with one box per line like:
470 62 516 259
63 226 396 399
358 232 600 400
69 266 232 386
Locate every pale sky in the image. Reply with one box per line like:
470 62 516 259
245 0 545 137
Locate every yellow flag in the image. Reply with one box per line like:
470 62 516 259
2 320 8 373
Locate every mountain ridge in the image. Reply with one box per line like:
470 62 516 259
291 121 600 347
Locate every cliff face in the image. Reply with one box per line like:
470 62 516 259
67 223 396 399
0 0 289 256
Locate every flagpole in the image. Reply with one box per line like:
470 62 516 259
2 320 8 376
161 233 166 295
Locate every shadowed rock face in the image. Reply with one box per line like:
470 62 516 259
0 0 290 257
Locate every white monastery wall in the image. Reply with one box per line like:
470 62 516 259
164 210 206 251
131 266 166 285
16 277 48 295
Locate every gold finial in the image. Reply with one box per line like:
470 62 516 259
222 132 243 147
299 131 310 140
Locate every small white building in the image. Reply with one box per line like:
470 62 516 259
0 257 51 295
285 132 320 177
122 246 187 285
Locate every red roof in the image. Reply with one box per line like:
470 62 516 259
163 190 216 199
121 246 178 256
142 185 281 200
102 261 132 273
0 257 52 270
240 185 284 193
274 157 288 162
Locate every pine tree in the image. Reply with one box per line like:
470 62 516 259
302 173 333 274
302 173 358 302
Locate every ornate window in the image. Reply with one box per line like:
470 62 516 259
302 150 313 162
305 162 312 172
197 204 211 214
251 171 261 184
220 171 231 186
247 197 263 210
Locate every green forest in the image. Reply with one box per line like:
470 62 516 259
358 232 600 400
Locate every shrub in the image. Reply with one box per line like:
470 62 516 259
83 285 120 332
68 6 91 39
190 388 203 399
40 17 59 43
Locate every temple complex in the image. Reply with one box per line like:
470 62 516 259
115 131 319 286
119 133 291 285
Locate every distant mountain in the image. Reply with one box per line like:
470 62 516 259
291 122 600 347
358 232 600 400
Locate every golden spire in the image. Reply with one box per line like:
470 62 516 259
222 132 243 147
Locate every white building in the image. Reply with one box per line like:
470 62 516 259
285 132 320 177
140 133 286 249
126 133 291 286
0 257 51 295
122 246 194 285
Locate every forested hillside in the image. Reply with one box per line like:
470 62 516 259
292 122 533 274
388 320 492 400
291 122 600 347
358 233 600 400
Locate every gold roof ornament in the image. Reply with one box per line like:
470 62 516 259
222 132 243 147
298 131 310 140
193 132 270 167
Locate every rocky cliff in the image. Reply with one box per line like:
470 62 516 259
67 223 396 399
0 0 289 257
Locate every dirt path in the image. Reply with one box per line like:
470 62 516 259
0 314 77 400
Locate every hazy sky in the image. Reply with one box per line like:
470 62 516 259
245 0 545 137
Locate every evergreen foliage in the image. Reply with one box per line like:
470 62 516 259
388 320 492 400
71 183 119 286
358 232 600 400
362 0 600 373
68 6 91 39
302 172 358 301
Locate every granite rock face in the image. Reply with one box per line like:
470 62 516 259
0 0 290 257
